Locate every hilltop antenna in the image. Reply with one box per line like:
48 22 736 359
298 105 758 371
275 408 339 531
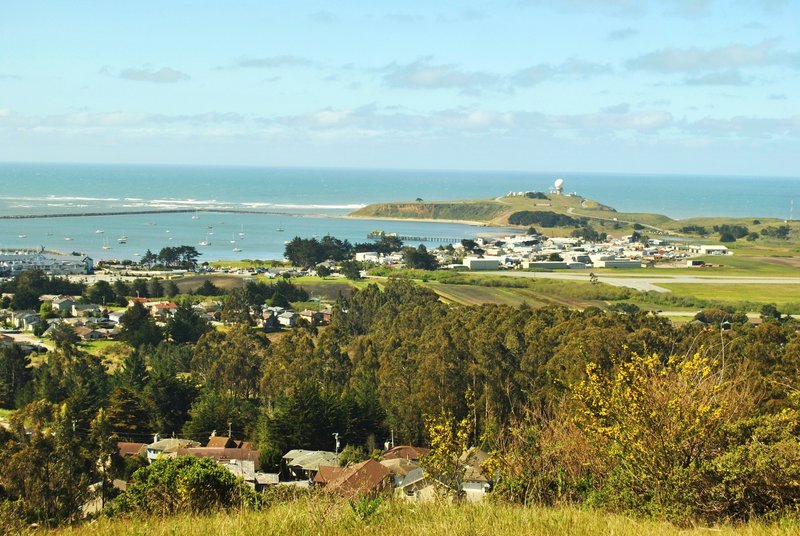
790 198 795 222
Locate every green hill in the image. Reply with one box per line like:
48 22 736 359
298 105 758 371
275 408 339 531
349 194 800 248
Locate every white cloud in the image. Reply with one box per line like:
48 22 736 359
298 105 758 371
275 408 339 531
222 55 313 69
513 59 613 86
381 57 501 91
684 69 751 85
626 40 800 73
116 66 190 83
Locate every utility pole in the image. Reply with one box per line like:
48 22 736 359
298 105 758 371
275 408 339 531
333 432 340 465
228 421 232 438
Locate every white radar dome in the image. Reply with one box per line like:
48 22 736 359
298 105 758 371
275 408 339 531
554 178 564 189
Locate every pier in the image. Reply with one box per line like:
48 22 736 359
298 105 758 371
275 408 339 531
367 231 463 243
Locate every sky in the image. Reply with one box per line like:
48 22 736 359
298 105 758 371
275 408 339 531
0 0 798 176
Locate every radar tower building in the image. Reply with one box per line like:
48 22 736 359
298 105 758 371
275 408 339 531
554 178 564 196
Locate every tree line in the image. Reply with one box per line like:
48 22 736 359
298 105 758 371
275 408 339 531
3 275 800 526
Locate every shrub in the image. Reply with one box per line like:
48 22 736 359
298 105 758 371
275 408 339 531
109 456 259 516
508 211 582 228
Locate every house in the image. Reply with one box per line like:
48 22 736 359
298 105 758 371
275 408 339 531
383 445 430 461
298 310 322 326
74 326 105 340
460 449 492 501
324 459 392 498
175 447 261 470
395 467 436 501
12 311 40 331
72 303 102 317
145 437 200 463
108 311 125 324
117 442 147 458
277 311 297 328
380 458 419 486
260 311 280 331
313 465 346 486
223 459 279 490
127 297 149 308
282 450 339 480
206 432 236 449
49 296 76 313
149 302 178 319
320 308 333 324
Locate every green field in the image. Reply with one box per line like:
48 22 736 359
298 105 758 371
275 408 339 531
659 283 800 310
56 496 800 536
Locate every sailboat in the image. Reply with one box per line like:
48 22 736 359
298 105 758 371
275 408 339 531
230 233 237 244
192 210 200 220
199 234 210 246
117 232 128 244
102 237 111 250
239 224 245 238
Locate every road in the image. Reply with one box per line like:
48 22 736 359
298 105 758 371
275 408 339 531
484 270 800 293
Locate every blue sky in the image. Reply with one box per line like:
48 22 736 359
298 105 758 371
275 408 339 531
0 0 797 175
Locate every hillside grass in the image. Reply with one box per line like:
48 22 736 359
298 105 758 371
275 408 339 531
350 200 508 223
57 497 800 536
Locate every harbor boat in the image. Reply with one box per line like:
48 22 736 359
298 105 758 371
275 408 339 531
239 224 245 238
64 236 73 241
102 238 111 250
230 233 237 244
95 229 104 234
232 247 242 252
199 234 210 246
192 210 200 220
276 228 285 232
117 233 128 244
17 234 27 238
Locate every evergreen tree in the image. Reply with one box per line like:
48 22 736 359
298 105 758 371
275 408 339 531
0 344 32 408
120 302 163 348
166 301 210 344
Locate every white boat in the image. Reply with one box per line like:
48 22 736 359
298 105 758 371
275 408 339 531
239 225 245 238
17 234 27 238
118 233 128 244
192 210 200 220
199 234 210 246
64 236 73 241
232 247 242 252
276 228 285 232
230 233 237 244
95 229 104 234
102 238 111 250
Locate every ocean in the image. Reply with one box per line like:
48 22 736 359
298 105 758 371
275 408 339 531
1 163 798 261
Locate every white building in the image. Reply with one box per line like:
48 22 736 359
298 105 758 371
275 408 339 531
463 256 501 271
